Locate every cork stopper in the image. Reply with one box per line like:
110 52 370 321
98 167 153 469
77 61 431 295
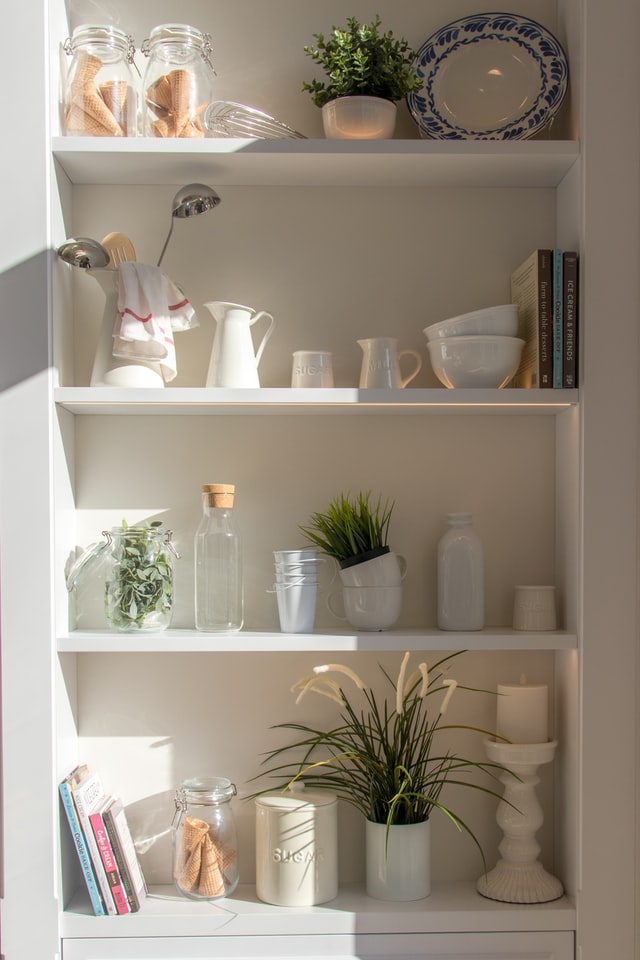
202 484 235 508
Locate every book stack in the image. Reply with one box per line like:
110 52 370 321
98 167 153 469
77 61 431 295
510 248 579 388
59 765 148 916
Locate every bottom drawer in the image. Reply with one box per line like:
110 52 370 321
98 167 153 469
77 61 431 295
63 931 574 960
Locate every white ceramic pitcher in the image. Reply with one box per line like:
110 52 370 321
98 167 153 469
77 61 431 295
358 337 422 389
204 301 275 387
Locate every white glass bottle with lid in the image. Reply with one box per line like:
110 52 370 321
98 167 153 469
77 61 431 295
195 484 243 632
437 512 484 631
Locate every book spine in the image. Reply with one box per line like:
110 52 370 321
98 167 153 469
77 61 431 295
59 782 106 916
89 810 131 915
563 251 579 387
72 779 116 915
552 248 564 388
103 806 141 912
110 800 148 908
538 249 553 387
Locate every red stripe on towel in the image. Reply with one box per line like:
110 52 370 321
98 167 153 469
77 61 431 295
168 299 189 311
119 308 152 323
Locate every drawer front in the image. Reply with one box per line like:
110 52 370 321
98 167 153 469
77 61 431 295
63 931 574 960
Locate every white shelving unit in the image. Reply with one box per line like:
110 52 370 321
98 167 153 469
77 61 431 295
57 628 578 654
2 2 640 959
54 386 578 414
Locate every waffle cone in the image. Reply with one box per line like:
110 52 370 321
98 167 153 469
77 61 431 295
146 75 172 115
65 102 117 136
72 49 102 84
169 69 193 116
198 833 225 897
213 837 237 872
152 117 173 138
181 816 210 853
100 80 129 132
69 85 123 136
177 841 203 892
174 816 209 891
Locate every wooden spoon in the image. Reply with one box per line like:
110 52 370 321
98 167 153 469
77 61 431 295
101 231 136 268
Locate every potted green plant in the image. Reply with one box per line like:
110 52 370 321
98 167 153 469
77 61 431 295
256 651 506 900
299 490 394 569
300 491 403 630
302 15 421 139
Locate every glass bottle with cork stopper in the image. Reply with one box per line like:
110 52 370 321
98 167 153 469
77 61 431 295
194 484 243 631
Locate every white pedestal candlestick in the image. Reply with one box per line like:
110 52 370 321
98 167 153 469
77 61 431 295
476 739 563 904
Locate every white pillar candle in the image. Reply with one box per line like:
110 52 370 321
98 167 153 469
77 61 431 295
496 674 548 744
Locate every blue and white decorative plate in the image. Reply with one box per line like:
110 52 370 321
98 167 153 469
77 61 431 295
407 12 569 140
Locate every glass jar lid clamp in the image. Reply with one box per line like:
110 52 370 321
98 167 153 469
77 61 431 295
64 24 136 64
141 23 215 73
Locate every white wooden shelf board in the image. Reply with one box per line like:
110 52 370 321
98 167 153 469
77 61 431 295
61 882 576 938
52 137 579 188
57 628 578 653
54 387 578 416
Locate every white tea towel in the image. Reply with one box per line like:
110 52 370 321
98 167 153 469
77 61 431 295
113 262 199 381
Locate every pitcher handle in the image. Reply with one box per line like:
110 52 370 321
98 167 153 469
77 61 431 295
398 350 422 388
251 311 276 367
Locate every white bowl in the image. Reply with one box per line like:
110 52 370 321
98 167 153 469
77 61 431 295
427 335 525 389
423 304 519 341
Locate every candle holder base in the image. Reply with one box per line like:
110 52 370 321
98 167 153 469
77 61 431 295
476 739 564 904
477 858 564 904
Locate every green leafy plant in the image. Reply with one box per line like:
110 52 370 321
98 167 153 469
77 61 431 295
256 651 507 866
105 520 174 630
302 15 421 108
299 491 394 565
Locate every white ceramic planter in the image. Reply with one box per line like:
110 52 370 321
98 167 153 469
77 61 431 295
321 96 397 139
365 819 431 901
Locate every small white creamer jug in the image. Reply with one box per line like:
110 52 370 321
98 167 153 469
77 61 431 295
358 337 422 389
204 301 275 387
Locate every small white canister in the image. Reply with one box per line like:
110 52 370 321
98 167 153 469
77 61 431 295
255 790 338 906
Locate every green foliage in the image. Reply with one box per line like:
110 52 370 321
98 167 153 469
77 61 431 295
302 15 421 107
299 491 394 563
256 652 508 866
105 520 173 630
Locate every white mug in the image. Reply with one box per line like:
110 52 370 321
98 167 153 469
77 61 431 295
328 585 403 631
291 351 334 388
512 585 557 631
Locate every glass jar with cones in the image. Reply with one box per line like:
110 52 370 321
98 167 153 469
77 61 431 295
172 777 239 900
141 24 215 138
63 25 137 137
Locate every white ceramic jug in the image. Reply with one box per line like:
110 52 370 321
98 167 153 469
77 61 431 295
358 337 422 389
204 301 275 388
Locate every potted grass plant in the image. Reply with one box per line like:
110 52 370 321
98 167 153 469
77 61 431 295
300 491 402 629
302 15 421 139
256 651 506 900
299 490 394 569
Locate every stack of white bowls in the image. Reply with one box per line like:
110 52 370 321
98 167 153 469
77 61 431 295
423 304 525 389
272 549 319 633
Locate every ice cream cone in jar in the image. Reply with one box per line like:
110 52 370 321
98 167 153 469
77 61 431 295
141 24 215 138
172 777 239 900
63 25 137 136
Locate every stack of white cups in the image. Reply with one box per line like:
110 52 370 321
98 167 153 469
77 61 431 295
272 549 319 633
